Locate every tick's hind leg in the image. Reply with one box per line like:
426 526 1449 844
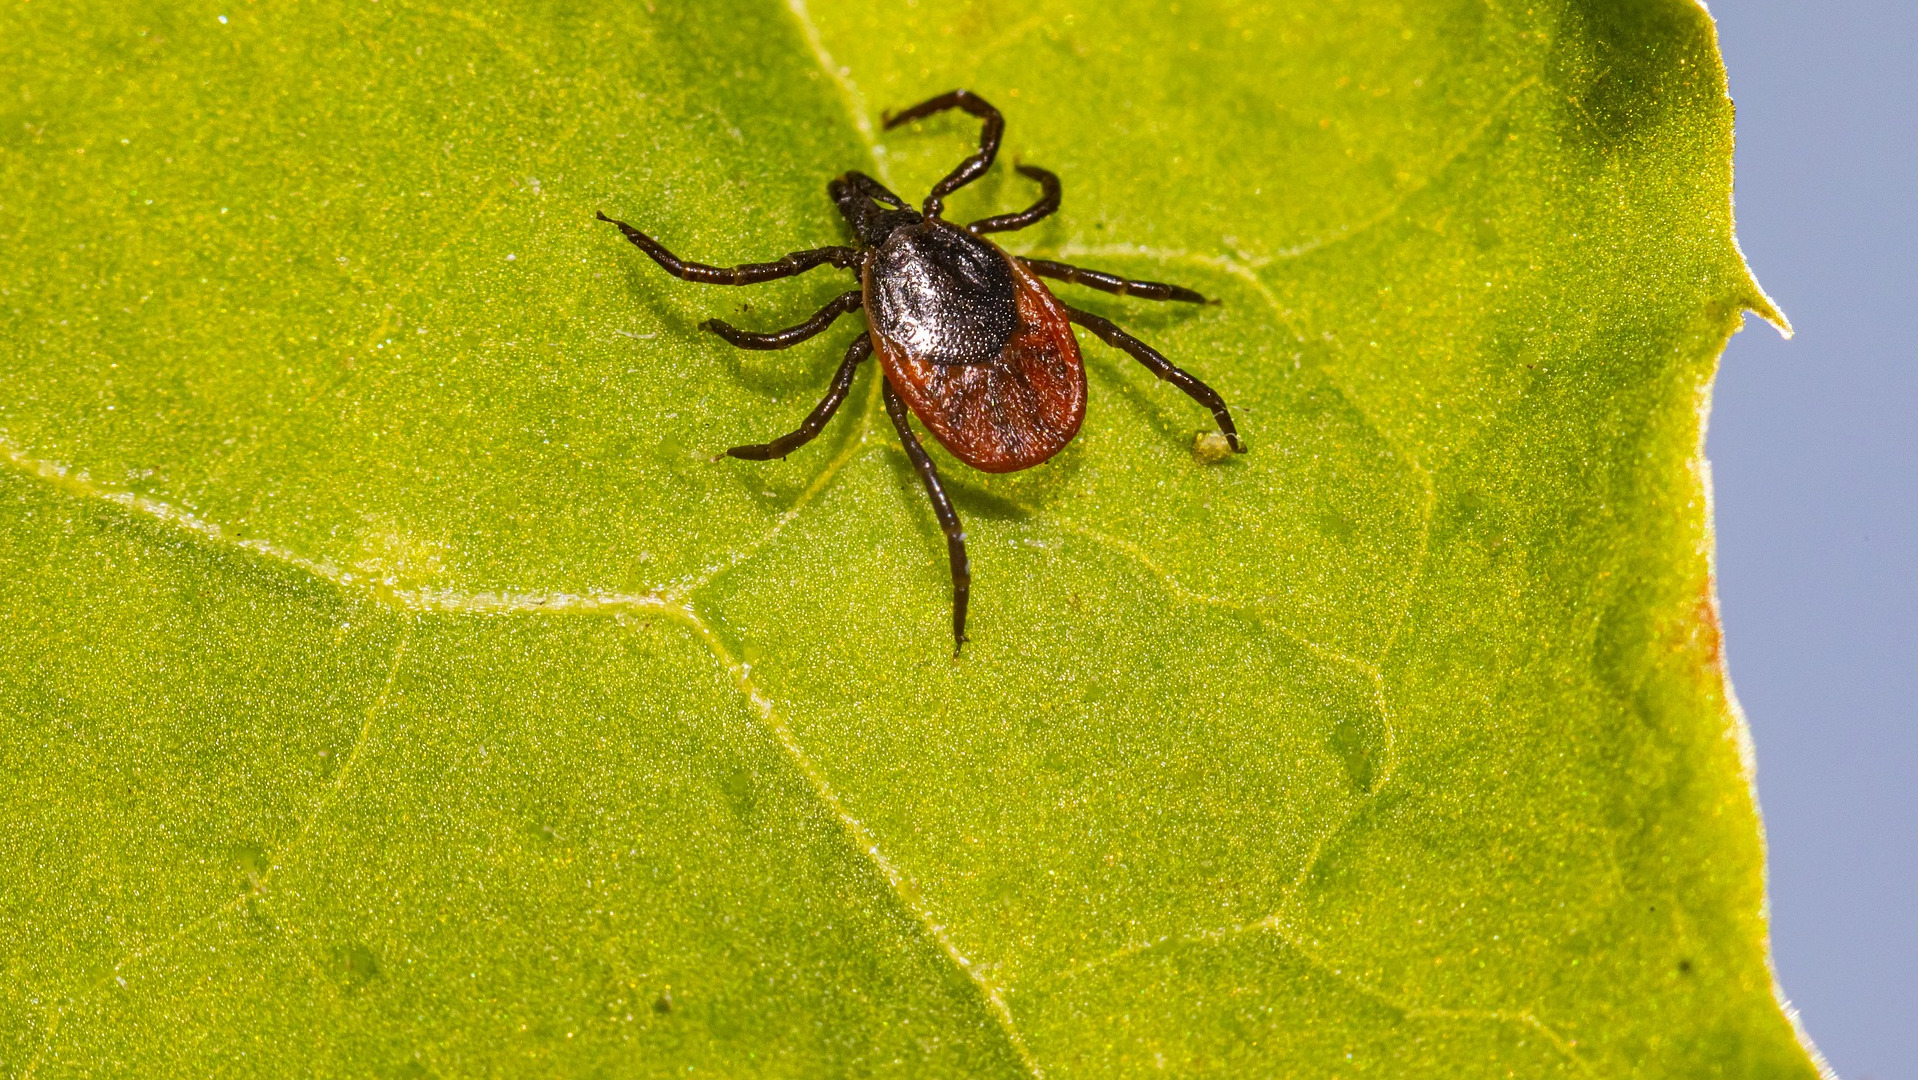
1063 305 1246 454
968 165 1061 235
882 89 1004 219
703 291 862 350
1021 257 1213 305
882 377 972 655
597 211 858 284
725 335 872 461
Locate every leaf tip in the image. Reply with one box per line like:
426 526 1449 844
1730 234 1792 338
1740 278 1792 340
1753 301 1793 340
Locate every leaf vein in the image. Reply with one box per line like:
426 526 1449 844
1036 913 1591 1075
1261 73 1542 262
654 602 1046 1078
1258 916 1597 1076
259 629 413 888
672 16 1042 1070
679 370 879 602
783 0 883 178
18 633 411 1078
1047 515 1379 679
1042 240 1431 490
1 442 689 617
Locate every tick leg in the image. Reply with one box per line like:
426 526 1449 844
725 335 872 461
835 170 912 211
1022 257 1213 304
882 377 971 655
703 290 863 350
597 211 858 284
882 89 1004 219
1063 305 1246 454
968 165 1061 235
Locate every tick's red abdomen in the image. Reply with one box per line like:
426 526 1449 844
869 253 1086 473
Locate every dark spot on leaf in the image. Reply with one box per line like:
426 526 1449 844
331 941 381 989
653 990 673 1014
1317 508 1356 542
226 842 266 891
722 763 757 820
1678 958 1694 976
707 1005 743 1039
1329 700 1385 795
1365 153 1399 192
1488 331 1525 366
1451 489 1495 538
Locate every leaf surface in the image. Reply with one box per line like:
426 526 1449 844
0 0 1817 1075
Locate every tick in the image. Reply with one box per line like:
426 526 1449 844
598 89 1245 654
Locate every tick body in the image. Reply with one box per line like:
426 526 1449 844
867 219 1086 473
599 89 1245 654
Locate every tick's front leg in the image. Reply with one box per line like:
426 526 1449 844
597 211 858 285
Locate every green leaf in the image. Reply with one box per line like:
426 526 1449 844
0 0 1818 1075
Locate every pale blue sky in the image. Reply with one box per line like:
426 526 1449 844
1709 2 1917 1076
